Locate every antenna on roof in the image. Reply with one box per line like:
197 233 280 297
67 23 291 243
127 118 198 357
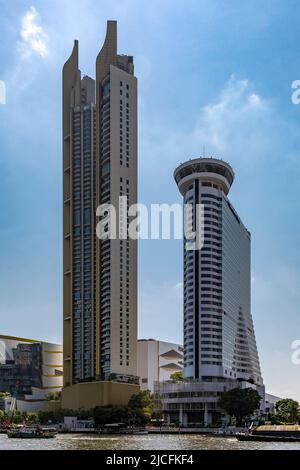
203 144 206 157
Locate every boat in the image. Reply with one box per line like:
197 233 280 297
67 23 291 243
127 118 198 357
213 427 239 436
98 423 148 435
7 427 57 439
236 433 300 442
236 425 300 442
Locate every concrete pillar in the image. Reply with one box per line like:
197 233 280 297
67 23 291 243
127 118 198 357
179 404 183 426
204 403 208 427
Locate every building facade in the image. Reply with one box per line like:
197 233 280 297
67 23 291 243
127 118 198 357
265 393 282 416
137 339 183 393
154 157 264 425
175 157 262 384
0 335 63 412
62 20 139 409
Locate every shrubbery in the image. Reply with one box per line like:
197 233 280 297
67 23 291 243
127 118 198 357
0 391 162 427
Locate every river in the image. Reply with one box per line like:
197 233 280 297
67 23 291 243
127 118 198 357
1 433 300 450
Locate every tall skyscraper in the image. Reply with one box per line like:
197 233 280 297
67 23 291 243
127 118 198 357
62 21 139 409
154 157 264 426
174 157 262 385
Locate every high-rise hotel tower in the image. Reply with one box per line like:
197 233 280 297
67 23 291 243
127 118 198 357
154 158 264 425
174 158 263 386
62 21 139 409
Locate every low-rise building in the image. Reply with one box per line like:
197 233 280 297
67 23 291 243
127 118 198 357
137 339 183 393
0 395 15 411
265 393 282 415
154 378 265 426
62 416 95 432
0 335 63 412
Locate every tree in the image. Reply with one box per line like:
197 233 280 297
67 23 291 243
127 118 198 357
92 405 147 427
38 408 74 424
45 391 61 401
26 412 38 424
218 388 261 425
93 405 130 426
170 371 183 381
128 390 153 411
275 399 300 424
4 410 24 424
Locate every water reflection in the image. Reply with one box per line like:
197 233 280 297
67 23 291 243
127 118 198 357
1 433 300 451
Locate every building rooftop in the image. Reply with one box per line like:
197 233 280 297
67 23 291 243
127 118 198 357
174 157 235 196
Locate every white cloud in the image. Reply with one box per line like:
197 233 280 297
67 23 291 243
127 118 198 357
140 75 271 175
192 75 267 157
140 73 300 196
248 93 261 106
18 6 48 59
173 281 183 290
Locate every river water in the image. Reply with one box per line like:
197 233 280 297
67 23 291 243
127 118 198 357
1 433 300 450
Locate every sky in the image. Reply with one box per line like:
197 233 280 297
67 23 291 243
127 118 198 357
0 0 300 400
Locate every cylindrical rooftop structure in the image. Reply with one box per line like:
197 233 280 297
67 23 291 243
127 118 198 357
174 157 235 196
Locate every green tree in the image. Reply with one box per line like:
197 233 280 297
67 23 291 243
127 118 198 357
92 405 148 427
38 408 75 424
218 388 261 425
170 371 183 381
45 391 61 401
5 410 24 424
128 390 153 411
26 412 38 424
275 399 300 424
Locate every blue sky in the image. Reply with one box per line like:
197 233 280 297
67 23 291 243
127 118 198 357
0 0 300 399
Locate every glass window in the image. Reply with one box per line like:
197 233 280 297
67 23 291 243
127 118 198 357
74 210 80 226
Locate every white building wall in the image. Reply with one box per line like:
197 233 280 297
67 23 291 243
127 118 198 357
41 341 63 392
16 399 49 413
174 158 263 387
137 339 183 392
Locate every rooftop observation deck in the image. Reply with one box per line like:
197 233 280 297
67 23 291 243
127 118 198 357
174 157 235 196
